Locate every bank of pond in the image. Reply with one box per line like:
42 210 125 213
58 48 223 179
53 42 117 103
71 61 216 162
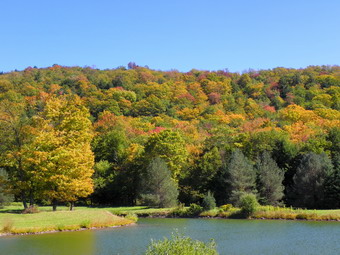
0 205 339 237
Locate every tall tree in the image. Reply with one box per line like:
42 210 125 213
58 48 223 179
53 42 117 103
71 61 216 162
227 149 256 205
33 95 95 210
143 130 188 179
215 149 256 205
323 153 340 209
0 99 34 208
292 153 333 208
255 151 284 205
139 157 178 208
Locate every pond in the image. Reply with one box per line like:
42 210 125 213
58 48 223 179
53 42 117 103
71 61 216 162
0 218 339 255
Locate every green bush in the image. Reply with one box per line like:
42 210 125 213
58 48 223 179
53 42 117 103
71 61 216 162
2 219 14 233
171 203 187 217
80 220 91 228
239 193 259 217
125 213 138 222
219 204 233 212
186 203 204 217
202 191 216 211
145 232 219 255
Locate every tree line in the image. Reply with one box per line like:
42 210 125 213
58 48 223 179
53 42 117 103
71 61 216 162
0 64 339 209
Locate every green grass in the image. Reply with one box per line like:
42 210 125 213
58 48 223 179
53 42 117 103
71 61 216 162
107 206 174 216
0 205 136 235
253 206 340 221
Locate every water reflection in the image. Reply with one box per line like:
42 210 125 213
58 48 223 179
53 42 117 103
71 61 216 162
1 230 95 255
0 219 339 255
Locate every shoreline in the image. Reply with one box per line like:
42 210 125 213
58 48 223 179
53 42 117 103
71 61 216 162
1 215 339 238
0 222 136 238
117 212 340 222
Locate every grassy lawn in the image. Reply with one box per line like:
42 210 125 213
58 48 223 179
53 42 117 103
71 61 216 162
107 206 174 216
0 205 136 235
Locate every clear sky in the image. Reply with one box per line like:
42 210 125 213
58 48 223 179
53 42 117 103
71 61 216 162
1 0 340 72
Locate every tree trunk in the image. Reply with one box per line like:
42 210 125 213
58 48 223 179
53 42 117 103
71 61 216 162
29 191 34 207
52 199 57 211
22 193 28 209
70 201 74 211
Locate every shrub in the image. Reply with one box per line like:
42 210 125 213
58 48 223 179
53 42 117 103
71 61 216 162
56 224 65 231
186 203 204 217
80 220 91 228
2 219 14 233
202 191 216 211
125 213 138 222
239 193 259 218
145 232 219 255
22 205 40 214
171 203 187 217
219 204 233 212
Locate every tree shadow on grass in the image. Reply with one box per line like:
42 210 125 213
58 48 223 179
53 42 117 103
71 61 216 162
0 209 23 214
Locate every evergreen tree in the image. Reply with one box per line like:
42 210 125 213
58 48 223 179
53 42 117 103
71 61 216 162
140 157 178 208
255 151 284 205
227 149 256 205
323 152 340 209
292 153 333 208
202 191 216 210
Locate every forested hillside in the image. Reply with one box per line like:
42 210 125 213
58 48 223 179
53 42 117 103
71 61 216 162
0 64 339 209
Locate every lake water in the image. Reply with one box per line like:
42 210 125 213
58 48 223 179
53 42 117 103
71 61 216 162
0 218 339 255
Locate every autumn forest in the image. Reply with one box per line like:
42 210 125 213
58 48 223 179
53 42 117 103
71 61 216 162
0 64 339 210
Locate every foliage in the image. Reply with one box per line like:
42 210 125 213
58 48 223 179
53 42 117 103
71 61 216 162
292 153 334 208
255 151 284 205
185 203 204 217
202 191 216 211
33 96 95 209
140 157 178 208
219 204 233 212
145 232 219 255
0 65 340 209
239 193 259 217
226 149 257 206
124 213 138 222
143 130 188 179
0 169 13 208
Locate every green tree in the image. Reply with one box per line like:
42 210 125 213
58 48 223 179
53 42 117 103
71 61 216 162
323 153 340 208
202 191 216 211
92 130 127 164
0 169 14 208
144 130 188 179
140 157 178 208
292 153 333 208
0 99 34 209
255 151 284 205
227 149 256 205
185 147 222 201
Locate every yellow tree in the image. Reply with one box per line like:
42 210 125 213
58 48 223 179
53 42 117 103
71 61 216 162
0 96 45 209
33 95 94 210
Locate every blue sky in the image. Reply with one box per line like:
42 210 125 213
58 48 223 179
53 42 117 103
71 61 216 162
1 0 339 72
